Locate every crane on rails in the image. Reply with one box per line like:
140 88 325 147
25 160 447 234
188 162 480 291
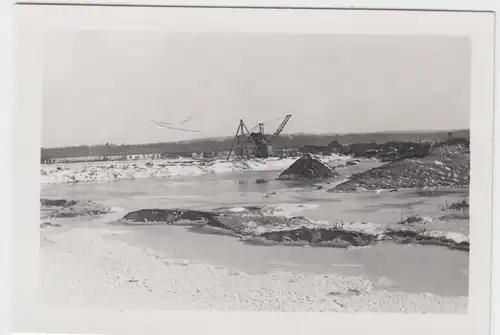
226 114 292 161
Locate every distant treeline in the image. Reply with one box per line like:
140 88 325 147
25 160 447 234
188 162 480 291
41 129 469 159
306 137 470 162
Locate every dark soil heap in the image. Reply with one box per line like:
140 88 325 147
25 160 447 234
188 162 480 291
332 139 470 191
278 153 339 180
258 226 377 247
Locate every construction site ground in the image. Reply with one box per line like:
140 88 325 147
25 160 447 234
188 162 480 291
40 149 469 312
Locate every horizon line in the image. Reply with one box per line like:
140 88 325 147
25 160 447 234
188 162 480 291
41 128 470 150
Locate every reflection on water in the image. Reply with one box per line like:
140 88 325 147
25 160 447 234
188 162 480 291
42 169 469 297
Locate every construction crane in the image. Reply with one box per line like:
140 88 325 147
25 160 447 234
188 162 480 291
226 114 292 161
226 120 253 161
271 114 292 143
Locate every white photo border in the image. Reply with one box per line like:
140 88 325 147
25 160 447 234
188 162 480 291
6 3 497 335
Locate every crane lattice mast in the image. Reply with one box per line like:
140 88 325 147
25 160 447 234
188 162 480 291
271 114 292 143
226 114 292 161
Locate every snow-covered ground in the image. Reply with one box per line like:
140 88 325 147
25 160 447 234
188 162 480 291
40 220 467 312
39 156 468 313
40 155 353 184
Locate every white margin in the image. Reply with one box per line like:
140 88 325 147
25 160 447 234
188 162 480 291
2 1 498 335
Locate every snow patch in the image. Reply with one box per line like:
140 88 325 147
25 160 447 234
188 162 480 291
341 221 383 236
40 155 350 184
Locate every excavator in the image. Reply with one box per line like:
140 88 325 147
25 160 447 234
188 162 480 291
226 114 292 160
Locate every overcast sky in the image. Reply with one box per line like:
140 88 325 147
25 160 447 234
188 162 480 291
42 32 471 148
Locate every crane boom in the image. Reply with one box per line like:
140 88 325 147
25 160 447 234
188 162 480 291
271 114 292 142
227 114 291 160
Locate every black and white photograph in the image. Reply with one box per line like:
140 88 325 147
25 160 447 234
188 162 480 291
38 30 475 312
9 4 496 333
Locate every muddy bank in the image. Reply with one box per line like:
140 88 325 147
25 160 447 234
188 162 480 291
115 207 469 251
254 226 378 248
119 208 220 226
384 228 469 251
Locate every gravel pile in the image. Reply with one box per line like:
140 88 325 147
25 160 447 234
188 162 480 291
332 141 470 191
278 153 339 180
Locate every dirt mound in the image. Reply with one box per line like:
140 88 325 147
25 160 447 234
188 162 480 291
332 141 470 191
278 153 339 180
257 226 378 247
